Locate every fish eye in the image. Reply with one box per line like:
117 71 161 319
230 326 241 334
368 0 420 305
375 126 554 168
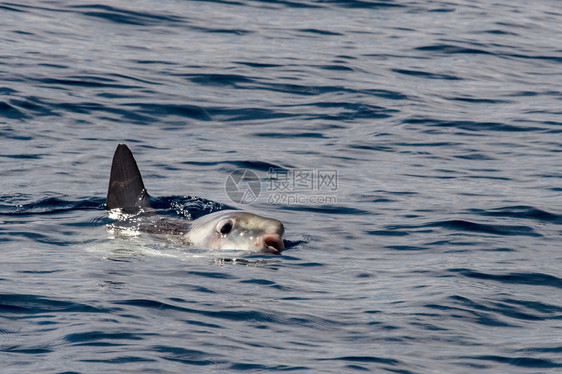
218 219 233 235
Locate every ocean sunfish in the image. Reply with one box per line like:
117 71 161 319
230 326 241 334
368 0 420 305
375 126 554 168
106 144 285 254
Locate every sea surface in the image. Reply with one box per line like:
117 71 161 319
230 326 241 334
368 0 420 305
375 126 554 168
1 0 561 373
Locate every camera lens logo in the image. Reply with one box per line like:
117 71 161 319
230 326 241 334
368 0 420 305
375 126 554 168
225 169 261 204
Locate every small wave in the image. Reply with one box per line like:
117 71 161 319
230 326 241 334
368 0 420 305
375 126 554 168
317 356 401 367
64 330 145 346
0 293 106 314
298 28 343 36
427 220 540 237
69 4 185 26
37 76 138 89
157 195 228 219
114 298 277 323
151 345 220 366
4 97 59 118
402 118 543 132
229 363 309 371
0 196 104 216
387 219 540 237
459 354 562 369
392 68 462 80
469 206 562 224
253 131 328 138
320 0 405 8
416 43 494 55
449 269 562 289
281 205 370 215
0 101 27 119
0 153 44 160
182 73 255 87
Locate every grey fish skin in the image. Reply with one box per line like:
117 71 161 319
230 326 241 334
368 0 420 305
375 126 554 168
106 144 151 210
183 210 284 254
106 144 285 254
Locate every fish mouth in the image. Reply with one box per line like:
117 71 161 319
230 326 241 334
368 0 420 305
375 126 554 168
257 234 285 254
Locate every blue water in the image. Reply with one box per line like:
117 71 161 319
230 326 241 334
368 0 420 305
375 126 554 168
1 0 561 372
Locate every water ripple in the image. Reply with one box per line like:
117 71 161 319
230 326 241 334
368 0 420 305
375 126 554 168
450 269 562 289
0 294 106 315
70 4 186 26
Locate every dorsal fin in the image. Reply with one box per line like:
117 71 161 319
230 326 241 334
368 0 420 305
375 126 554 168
106 144 151 210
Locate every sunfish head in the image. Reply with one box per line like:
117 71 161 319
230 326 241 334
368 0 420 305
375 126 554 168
183 210 285 254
